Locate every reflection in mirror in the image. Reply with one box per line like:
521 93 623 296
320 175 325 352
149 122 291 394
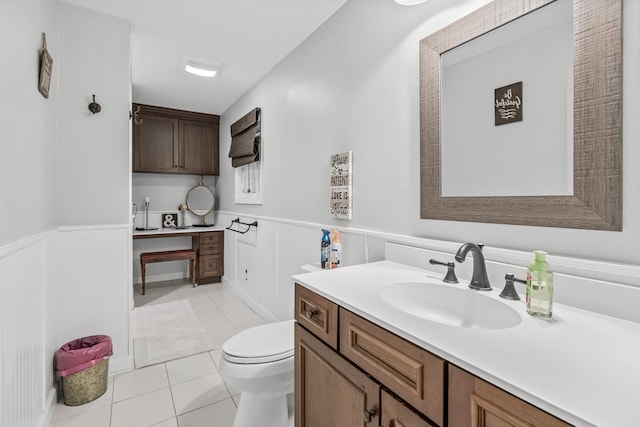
440 0 573 197
419 0 622 230
187 183 215 226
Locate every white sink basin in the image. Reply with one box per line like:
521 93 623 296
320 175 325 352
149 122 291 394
381 281 521 330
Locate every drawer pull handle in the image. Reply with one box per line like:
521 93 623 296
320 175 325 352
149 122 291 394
304 309 318 320
362 408 376 423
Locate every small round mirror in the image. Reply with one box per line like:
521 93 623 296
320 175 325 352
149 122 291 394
186 184 215 226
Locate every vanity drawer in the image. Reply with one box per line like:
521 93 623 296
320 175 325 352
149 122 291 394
199 242 222 255
339 309 446 426
199 253 223 278
295 284 339 350
200 231 223 244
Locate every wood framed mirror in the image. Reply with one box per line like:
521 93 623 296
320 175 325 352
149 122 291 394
419 0 622 230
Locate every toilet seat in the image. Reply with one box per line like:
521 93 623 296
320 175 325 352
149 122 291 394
222 320 294 364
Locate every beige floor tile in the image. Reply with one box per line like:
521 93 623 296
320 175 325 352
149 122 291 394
196 310 235 334
210 349 223 369
171 373 230 415
113 363 169 403
166 352 217 386
177 398 237 427
207 329 238 350
50 405 111 427
110 388 175 427
151 417 179 427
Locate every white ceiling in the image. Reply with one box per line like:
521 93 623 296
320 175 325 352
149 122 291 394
61 0 348 115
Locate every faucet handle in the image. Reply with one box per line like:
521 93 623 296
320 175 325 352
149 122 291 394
429 259 459 284
500 273 526 300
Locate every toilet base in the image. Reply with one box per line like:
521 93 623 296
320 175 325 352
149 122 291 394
233 392 291 427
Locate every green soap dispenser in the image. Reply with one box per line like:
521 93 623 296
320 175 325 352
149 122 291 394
526 250 554 318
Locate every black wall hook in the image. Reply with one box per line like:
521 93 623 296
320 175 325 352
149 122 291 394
88 94 101 114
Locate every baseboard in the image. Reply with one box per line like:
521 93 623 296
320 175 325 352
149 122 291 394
109 354 133 376
39 387 57 427
222 277 279 323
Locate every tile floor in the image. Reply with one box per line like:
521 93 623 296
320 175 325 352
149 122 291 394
50 279 267 427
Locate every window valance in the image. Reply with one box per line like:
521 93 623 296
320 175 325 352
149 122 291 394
229 108 261 168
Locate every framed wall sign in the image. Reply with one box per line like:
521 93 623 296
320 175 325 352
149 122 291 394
38 33 53 99
495 81 523 126
330 151 352 220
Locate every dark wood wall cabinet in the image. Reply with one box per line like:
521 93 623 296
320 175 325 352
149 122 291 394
132 103 220 175
294 284 573 427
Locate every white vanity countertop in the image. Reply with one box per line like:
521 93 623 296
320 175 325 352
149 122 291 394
292 261 640 427
132 226 226 237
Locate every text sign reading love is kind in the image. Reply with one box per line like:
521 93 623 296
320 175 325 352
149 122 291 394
495 81 523 126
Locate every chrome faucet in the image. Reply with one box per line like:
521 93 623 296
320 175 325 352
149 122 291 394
455 243 492 291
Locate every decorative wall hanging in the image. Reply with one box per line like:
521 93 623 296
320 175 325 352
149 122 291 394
38 33 53 99
495 81 523 126
330 151 352 220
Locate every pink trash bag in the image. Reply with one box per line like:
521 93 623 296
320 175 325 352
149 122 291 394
55 335 113 378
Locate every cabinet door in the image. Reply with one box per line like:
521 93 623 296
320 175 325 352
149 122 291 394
295 323 380 427
179 119 219 175
448 365 573 427
340 309 446 426
133 114 179 173
381 390 436 427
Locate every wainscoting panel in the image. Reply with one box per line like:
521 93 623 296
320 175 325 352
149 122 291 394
0 232 53 427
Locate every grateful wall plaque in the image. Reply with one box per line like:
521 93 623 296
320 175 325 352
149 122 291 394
495 81 522 126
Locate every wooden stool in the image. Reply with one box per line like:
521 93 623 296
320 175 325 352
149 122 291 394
140 249 196 295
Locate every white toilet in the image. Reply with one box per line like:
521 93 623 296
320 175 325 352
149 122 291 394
219 319 295 427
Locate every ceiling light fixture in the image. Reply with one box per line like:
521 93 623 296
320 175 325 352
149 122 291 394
183 57 222 78
394 0 429 5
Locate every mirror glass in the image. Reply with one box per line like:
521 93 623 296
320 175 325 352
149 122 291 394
186 185 215 217
440 0 573 197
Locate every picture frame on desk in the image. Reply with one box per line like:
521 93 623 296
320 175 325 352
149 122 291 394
162 213 178 228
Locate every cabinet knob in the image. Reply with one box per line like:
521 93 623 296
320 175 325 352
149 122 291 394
362 408 376 423
304 309 318 320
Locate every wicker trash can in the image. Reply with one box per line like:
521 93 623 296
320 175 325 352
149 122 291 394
55 335 113 406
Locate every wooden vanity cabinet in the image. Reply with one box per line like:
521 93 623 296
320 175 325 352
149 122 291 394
294 284 442 427
133 103 220 175
295 324 380 427
382 389 437 427
448 364 573 427
295 284 576 427
192 231 223 284
340 309 446 426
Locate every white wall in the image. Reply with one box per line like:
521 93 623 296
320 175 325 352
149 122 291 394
216 0 640 265
209 0 640 321
57 2 131 226
0 1 59 425
0 2 132 426
56 0 131 367
0 0 58 247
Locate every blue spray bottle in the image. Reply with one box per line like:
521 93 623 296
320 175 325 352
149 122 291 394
321 229 331 269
